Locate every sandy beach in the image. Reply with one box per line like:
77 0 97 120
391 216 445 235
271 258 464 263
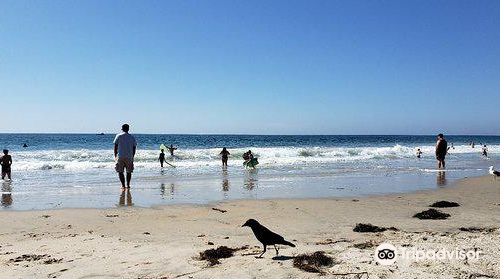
3 1 500 278
0 175 499 279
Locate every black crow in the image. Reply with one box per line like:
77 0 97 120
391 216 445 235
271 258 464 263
242 219 295 258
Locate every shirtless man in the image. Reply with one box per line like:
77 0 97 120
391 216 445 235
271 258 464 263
435 134 448 169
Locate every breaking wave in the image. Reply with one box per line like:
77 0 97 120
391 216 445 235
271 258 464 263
10 144 499 172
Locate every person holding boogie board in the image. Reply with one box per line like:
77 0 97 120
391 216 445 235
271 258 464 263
243 150 259 169
159 144 176 168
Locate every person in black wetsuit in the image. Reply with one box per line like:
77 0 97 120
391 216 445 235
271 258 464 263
435 134 448 169
159 149 167 168
482 145 488 157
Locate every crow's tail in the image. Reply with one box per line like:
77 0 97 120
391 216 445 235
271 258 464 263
281 240 296 247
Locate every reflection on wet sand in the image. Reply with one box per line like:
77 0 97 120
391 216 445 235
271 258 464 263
2 182 12 207
118 189 133 206
160 183 175 198
436 171 447 187
244 169 259 190
222 170 230 192
222 179 230 192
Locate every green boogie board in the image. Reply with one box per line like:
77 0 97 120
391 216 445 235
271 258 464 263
243 158 259 168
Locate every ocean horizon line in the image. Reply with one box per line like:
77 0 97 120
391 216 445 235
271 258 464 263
1 132 500 137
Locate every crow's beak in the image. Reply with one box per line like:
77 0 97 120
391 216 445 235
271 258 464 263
242 223 248 227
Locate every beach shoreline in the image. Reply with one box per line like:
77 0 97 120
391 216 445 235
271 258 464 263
0 175 499 278
1 167 485 211
2 133 499 210
0 170 479 212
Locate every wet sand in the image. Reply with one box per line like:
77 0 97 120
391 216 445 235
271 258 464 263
0 175 499 278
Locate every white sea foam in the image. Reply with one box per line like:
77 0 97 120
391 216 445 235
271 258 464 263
9 144 499 172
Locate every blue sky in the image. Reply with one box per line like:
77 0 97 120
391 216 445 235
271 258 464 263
0 0 499 134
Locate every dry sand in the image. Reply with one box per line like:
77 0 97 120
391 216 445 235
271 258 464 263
0 175 499 279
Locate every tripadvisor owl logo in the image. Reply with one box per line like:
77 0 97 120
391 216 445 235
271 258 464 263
374 242 483 266
375 243 397 265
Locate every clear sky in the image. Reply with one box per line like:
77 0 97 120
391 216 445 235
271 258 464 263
0 0 499 134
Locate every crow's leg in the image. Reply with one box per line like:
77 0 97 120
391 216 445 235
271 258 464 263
274 244 279 255
257 245 267 258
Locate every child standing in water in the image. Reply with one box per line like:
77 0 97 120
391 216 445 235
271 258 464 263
158 149 167 168
1 149 12 180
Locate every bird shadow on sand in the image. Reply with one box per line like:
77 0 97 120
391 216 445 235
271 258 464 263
272 255 295 261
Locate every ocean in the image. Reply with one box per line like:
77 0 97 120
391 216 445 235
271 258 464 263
1 134 499 210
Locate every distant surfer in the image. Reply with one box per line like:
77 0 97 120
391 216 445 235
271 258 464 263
159 149 167 168
113 124 136 189
470 141 475 148
168 144 178 157
23 143 28 148
435 133 448 169
220 147 230 167
482 145 488 157
1 149 12 180
416 148 422 158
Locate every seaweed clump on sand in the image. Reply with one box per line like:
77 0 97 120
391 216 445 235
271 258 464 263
199 246 238 266
459 227 498 233
413 209 450 220
353 223 398 233
9 254 48 263
293 251 334 273
353 241 376 249
430 201 460 208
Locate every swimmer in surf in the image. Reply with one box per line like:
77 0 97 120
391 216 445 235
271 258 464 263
482 145 488 157
168 145 177 157
416 148 422 158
